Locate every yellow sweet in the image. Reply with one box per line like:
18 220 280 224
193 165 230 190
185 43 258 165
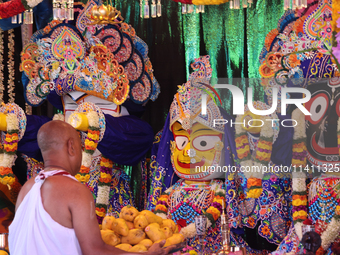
162 227 173 239
134 214 149 229
140 210 163 225
102 215 115 230
144 223 166 242
161 219 177 233
120 229 146 245
138 239 153 249
115 243 132 251
129 244 148 252
100 230 121 246
120 206 140 222
111 218 129 237
164 233 184 247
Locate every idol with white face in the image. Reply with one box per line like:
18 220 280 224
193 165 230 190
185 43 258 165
170 121 224 181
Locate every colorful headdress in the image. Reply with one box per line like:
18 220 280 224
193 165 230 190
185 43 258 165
21 2 160 107
76 0 160 104
21 22 129 107
169 55 224 133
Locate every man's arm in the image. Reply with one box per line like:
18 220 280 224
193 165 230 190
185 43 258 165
70 182 175 255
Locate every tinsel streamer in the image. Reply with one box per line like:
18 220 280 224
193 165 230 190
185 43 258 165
246 0 283 104
222 4 245 112
183 11 200 80
202 5 224 79
0 28 3 104
246 0 284 78
7 29 15 103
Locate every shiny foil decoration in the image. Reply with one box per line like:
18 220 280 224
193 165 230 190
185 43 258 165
87 5 123 25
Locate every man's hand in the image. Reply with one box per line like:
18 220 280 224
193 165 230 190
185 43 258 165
147 240 185 255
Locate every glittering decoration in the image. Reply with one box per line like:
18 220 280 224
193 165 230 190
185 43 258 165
183 13 200 80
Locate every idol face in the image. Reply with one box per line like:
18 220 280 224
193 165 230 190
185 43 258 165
170 121 224 180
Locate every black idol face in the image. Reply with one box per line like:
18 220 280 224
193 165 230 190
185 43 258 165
305 77 340 169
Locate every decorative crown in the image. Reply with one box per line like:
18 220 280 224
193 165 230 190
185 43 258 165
87 5 123 25
169 55 224 133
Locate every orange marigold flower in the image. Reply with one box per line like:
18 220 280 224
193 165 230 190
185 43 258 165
247 178 262 188
261 225 271 236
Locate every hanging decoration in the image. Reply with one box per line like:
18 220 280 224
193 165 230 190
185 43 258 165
9 0 49 24
7 29 15 104
284 0 308 10
52 0 74 21
140 0 162 18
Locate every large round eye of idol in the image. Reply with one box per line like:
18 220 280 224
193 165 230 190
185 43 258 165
241 111 262 134
170 121 224 181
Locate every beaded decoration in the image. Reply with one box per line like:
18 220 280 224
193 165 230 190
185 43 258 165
155 179 225 239
7 29 15 103
308 176 340 253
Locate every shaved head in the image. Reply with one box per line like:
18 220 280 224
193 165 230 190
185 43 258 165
37 120 82 175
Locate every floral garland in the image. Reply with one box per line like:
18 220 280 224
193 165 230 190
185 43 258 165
154 192 169 215
0 114 19 188
235 115 274 199
52 113 65 121
74 111 100 184
291 109 308 240
95 156 113 226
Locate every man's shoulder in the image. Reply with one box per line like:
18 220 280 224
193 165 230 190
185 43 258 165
45 175 93 200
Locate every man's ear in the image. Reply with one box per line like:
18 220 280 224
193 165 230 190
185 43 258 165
67 138 76 156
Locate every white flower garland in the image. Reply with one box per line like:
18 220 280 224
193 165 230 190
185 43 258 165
52 113 65 121
291 109 308 241
320 217 340 250
96 185 110 205
179 220 212 239
235 115 274 180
